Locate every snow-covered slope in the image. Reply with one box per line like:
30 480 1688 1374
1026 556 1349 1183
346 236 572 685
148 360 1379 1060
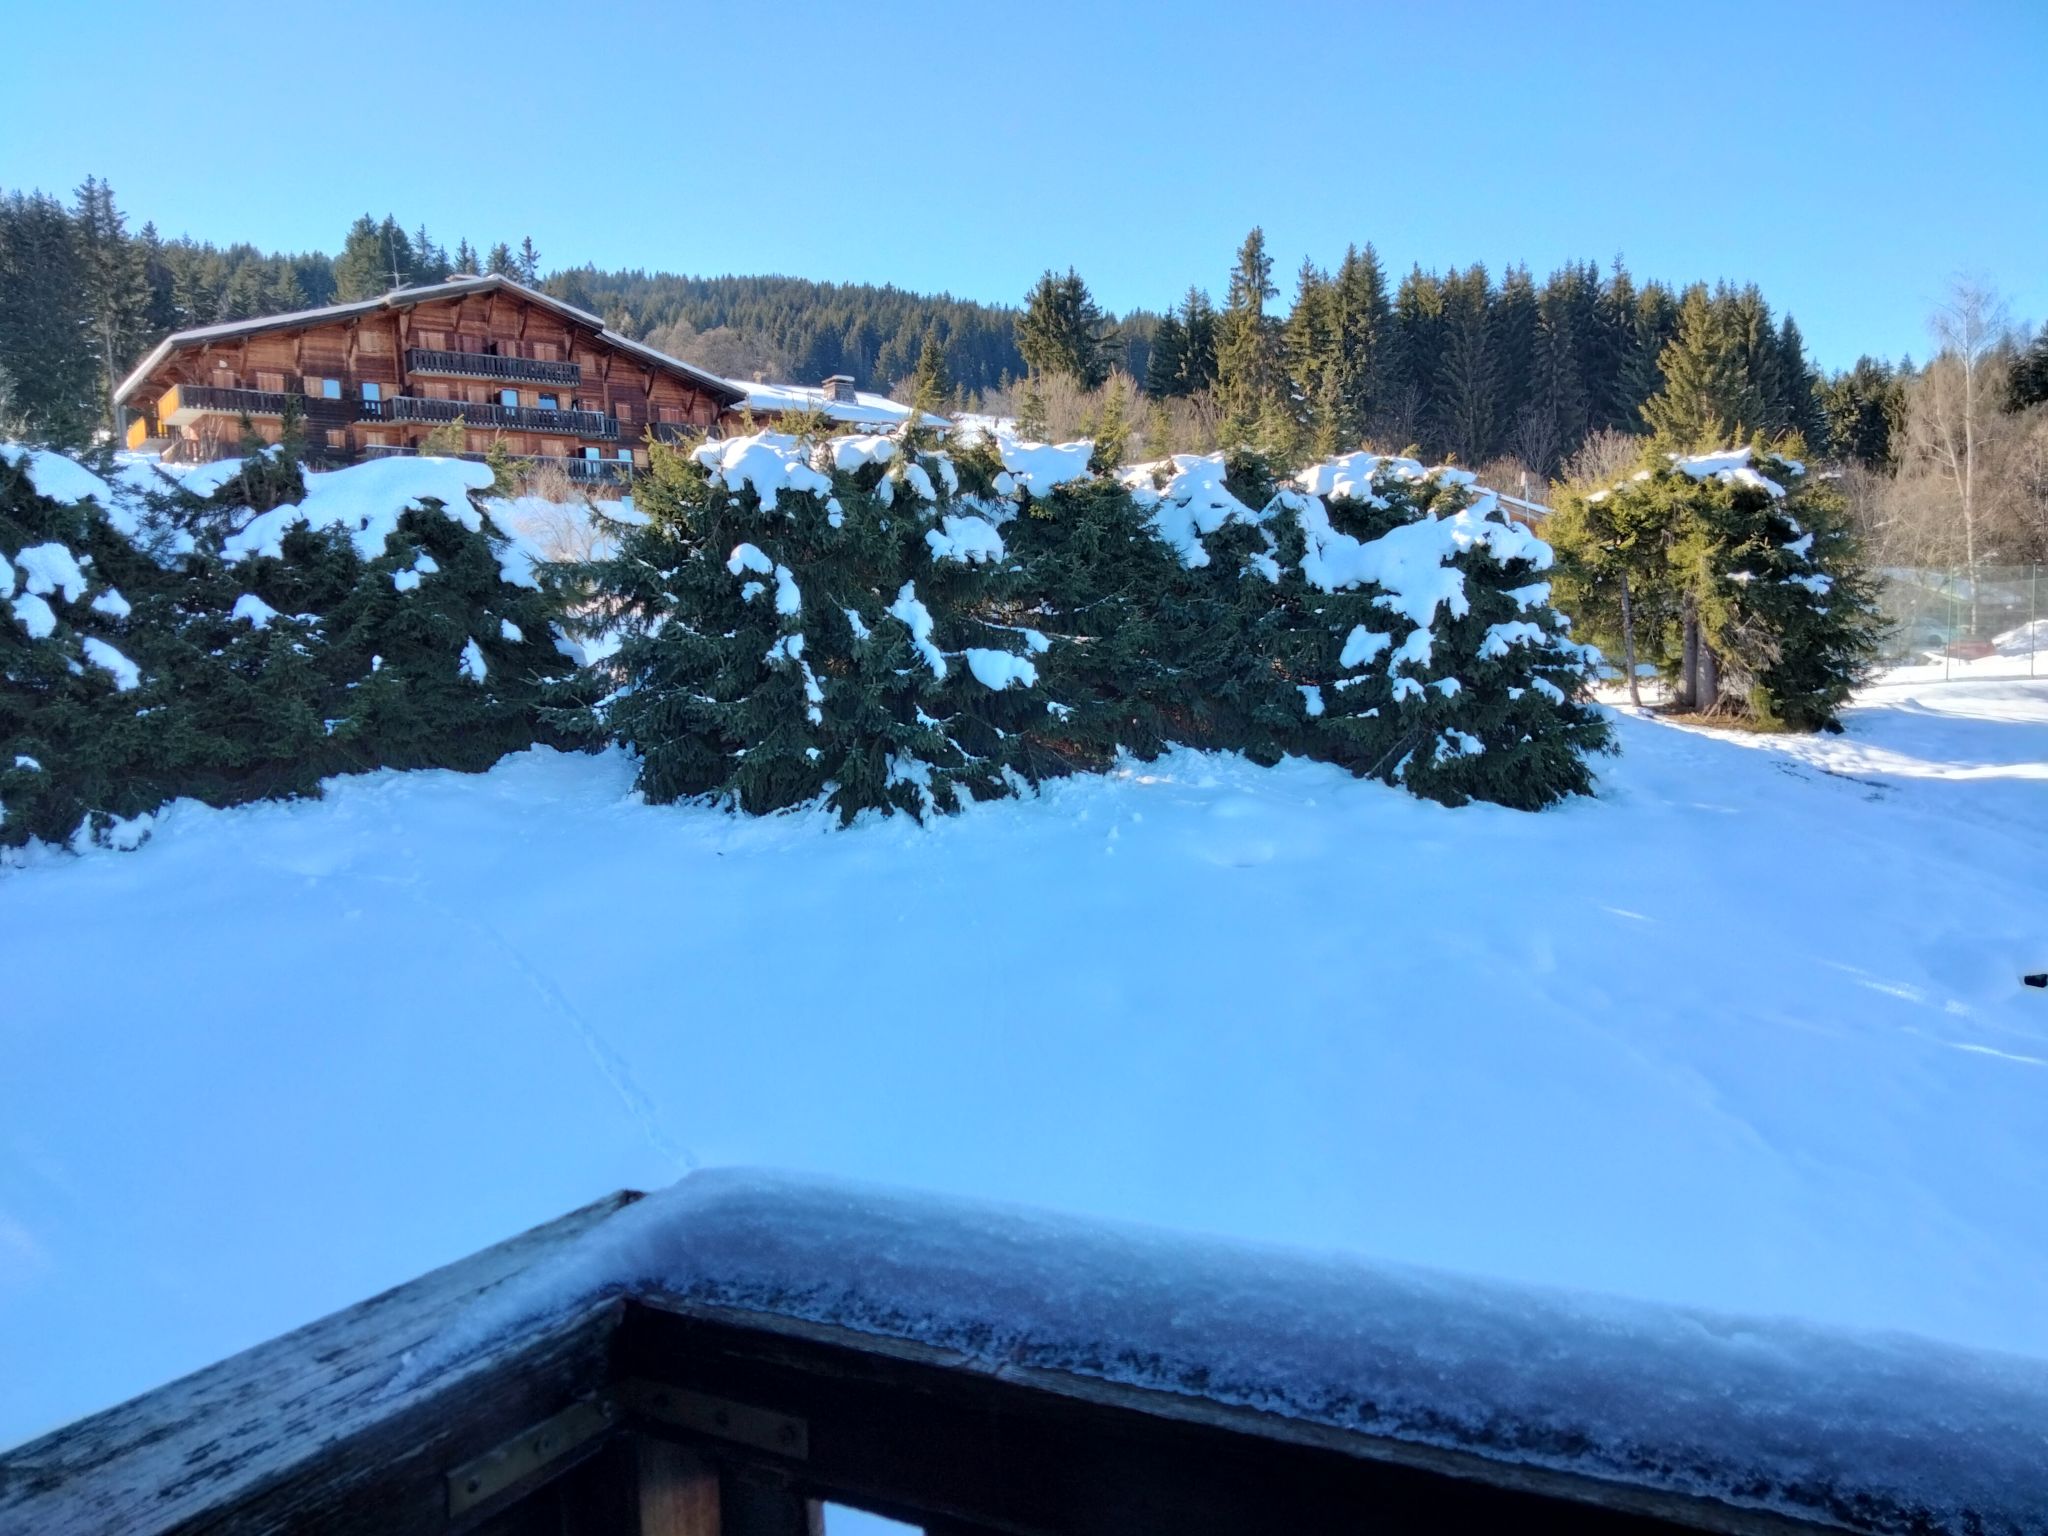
2 680 2046 1452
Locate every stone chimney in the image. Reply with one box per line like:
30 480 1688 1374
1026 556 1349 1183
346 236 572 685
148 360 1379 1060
821 374 857 403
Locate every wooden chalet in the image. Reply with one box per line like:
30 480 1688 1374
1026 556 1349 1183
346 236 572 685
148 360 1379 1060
114 277 746 486
2 1179 2038 1536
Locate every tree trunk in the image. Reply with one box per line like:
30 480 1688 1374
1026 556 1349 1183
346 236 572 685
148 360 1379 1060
1678 599 1700 711
1619 571 1642 708
1697 640 1719 714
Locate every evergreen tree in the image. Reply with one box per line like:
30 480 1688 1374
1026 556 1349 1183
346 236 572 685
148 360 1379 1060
1640 285 1766 449
0 191 97 445
1820 357 1907 469
517 236 541 285
1552 449 1879 729
907 321 949 410
485 241 518 278
1016 268 1110 388
1433 265 1499 464
72 178 151 432
1283 259 1339 454
1214 228 1284 444
570 436 1041 822
1380 266 1444 450
1144 309 1188 398
331 215 389 300
454 238 479 276
1329 243 1390 449
2010 327 2048 413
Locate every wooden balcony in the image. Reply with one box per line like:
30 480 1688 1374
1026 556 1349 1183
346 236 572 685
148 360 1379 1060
159 383 296 425
383 395 620 440
405 347 581 386
5 1185 2037 1536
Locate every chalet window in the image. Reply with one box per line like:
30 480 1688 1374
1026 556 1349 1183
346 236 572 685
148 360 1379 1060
255 370 285 392
499 389 519 409
537 394 559 411
584 447 601 460
319 379 342 400
361 381 383 402
616 448 632 462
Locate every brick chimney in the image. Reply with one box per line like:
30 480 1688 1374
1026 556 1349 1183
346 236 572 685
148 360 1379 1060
821 374 857 403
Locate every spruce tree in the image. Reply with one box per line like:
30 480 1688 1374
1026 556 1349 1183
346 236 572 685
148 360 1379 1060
1641 285 1766 449
574 435 1041 823
1214 229 1284 445
1017 268 1111 388
0 191 98 446
1329 244 1390 448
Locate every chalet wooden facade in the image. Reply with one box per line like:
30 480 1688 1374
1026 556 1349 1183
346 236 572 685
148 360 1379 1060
114 276 745 484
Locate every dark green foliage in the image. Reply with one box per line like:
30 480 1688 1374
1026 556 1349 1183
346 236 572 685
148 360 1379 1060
2006 328 2048 414
1017 268 1112 389
0 190 99 447
1008 452 1610 811
565 437 1043 824
1551 450 1880 731
1821 357 1908 469
1 445 576 849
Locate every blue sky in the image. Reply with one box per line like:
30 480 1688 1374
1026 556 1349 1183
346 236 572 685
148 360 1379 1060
2 0 2042 370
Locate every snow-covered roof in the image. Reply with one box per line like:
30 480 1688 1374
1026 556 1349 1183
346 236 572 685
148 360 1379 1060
113 275 744 409
409 1170 2048 1535
737 378 949 431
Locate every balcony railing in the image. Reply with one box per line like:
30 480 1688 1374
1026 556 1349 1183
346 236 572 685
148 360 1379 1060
160 383 296 424
405 348 580 386
382 395 619 440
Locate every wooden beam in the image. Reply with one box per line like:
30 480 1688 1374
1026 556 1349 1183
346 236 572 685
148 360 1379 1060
637 1439 721 1536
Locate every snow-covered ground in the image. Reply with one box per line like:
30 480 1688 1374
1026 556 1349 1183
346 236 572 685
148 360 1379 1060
3 678 2046 1453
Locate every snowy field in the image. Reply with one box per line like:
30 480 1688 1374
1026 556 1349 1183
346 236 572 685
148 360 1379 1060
4 677 2046 1453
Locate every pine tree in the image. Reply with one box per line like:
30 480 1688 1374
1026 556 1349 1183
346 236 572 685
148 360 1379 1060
1016 268 1111 388
1283 259 1338 455
1552 449 1878 728
574 436 1040 822
1329 244 1390 449
0 192 99 446
454 238 479 276
485 242 518 278
907 322 949 411
517 237 541 285
331 215 395 300
1640 284 1766 449
71 179 151 433
1144 310 1189 398
1214 228 1284 444
1433 265 1499 464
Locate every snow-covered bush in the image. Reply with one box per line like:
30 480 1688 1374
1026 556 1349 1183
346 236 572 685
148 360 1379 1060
1550 446 1880 730
560 432 1044 823
1006 442 1609 808
1 444 576 849
570 425 1611 821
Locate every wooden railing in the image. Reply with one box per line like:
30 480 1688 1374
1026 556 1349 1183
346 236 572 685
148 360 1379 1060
7 1189 2025 1536
385 395 619 440
405 348 581 386
160 383 296 422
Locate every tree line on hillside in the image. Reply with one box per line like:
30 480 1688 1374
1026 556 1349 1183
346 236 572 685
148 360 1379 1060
1010 230 1920 481
1 175 2028 543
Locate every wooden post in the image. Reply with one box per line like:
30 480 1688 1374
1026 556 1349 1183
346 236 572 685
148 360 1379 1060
637 1438 721 1536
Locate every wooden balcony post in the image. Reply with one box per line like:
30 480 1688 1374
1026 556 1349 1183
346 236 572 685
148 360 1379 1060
635 1437 722 1536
